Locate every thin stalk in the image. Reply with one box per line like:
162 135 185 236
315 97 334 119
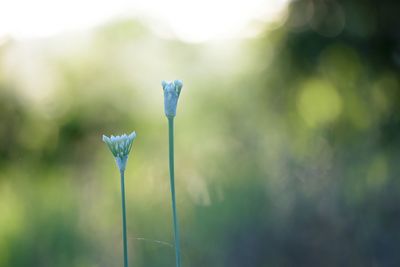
168 117 181 267
120 170 129 267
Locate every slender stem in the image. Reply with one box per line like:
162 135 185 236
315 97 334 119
168 117 181 267
120 170 129 267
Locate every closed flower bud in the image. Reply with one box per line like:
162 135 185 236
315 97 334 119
162 80 183 118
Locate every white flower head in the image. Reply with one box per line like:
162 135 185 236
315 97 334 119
162 80 183 118
102 131 137 172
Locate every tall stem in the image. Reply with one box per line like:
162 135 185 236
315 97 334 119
120 170 129 267
168 117 181 267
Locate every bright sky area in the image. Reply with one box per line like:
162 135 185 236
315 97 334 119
0 0 289 42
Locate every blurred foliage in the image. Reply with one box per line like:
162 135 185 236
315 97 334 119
0 0 400 266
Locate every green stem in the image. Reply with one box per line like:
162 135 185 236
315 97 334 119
168 117 181 267
120 170 129 267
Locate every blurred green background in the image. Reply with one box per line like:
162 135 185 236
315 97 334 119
1 0 400 266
